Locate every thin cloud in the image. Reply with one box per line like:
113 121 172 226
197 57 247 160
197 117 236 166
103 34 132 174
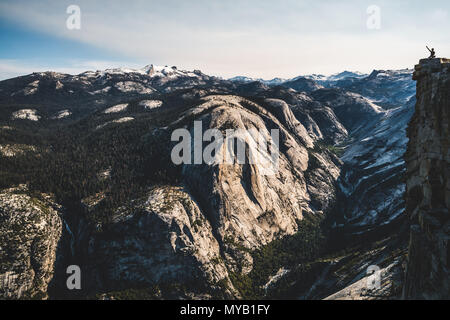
0 0 449 78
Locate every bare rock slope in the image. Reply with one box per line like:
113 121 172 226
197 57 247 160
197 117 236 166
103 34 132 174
0 185 63 299
82 95 342 298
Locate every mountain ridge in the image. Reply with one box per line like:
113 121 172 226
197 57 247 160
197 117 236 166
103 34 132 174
0 62 419 299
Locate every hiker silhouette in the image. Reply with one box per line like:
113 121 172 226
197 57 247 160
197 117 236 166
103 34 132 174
426 46 436 59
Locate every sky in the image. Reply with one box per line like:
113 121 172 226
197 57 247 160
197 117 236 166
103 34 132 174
0 0 450 80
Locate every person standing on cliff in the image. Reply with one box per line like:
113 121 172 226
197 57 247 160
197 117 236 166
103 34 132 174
426 46 436 59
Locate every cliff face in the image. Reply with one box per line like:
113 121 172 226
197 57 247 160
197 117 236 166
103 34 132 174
0 185 63 299
403 58 450 299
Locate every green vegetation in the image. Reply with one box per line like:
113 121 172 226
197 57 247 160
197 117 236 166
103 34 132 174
228 214 325 299
0 112 182 226
92 277 224 300
313 141 345 157
95 286 162 300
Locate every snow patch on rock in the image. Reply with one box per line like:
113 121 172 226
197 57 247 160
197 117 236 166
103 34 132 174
96 117 134 130
11 109 40 121
114 81 153 94
11 80 39 96
114 117 134 123
52 109 72 119
0 144 37 157
103 104 128 114
55 81 64 90
138 100 163 109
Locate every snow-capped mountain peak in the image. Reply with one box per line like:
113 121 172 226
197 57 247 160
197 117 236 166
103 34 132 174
228 76 287 85
140 64 195 78
326 71 366 81
81 64 202 79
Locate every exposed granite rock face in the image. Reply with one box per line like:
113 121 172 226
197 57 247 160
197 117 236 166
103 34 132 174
403 58 450 299
0 185 63 299
84 186 234 298
180 96 340 251
81 95 341 298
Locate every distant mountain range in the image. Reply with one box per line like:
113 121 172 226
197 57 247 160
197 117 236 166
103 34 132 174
229 70 367 85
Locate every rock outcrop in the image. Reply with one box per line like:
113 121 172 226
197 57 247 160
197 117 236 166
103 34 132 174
403 58 450 299
84 186 234 298
81 95 341 298
180 95 338 260
0 185 63 299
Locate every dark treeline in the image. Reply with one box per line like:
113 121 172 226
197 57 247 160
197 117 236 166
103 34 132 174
0 112 181 225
